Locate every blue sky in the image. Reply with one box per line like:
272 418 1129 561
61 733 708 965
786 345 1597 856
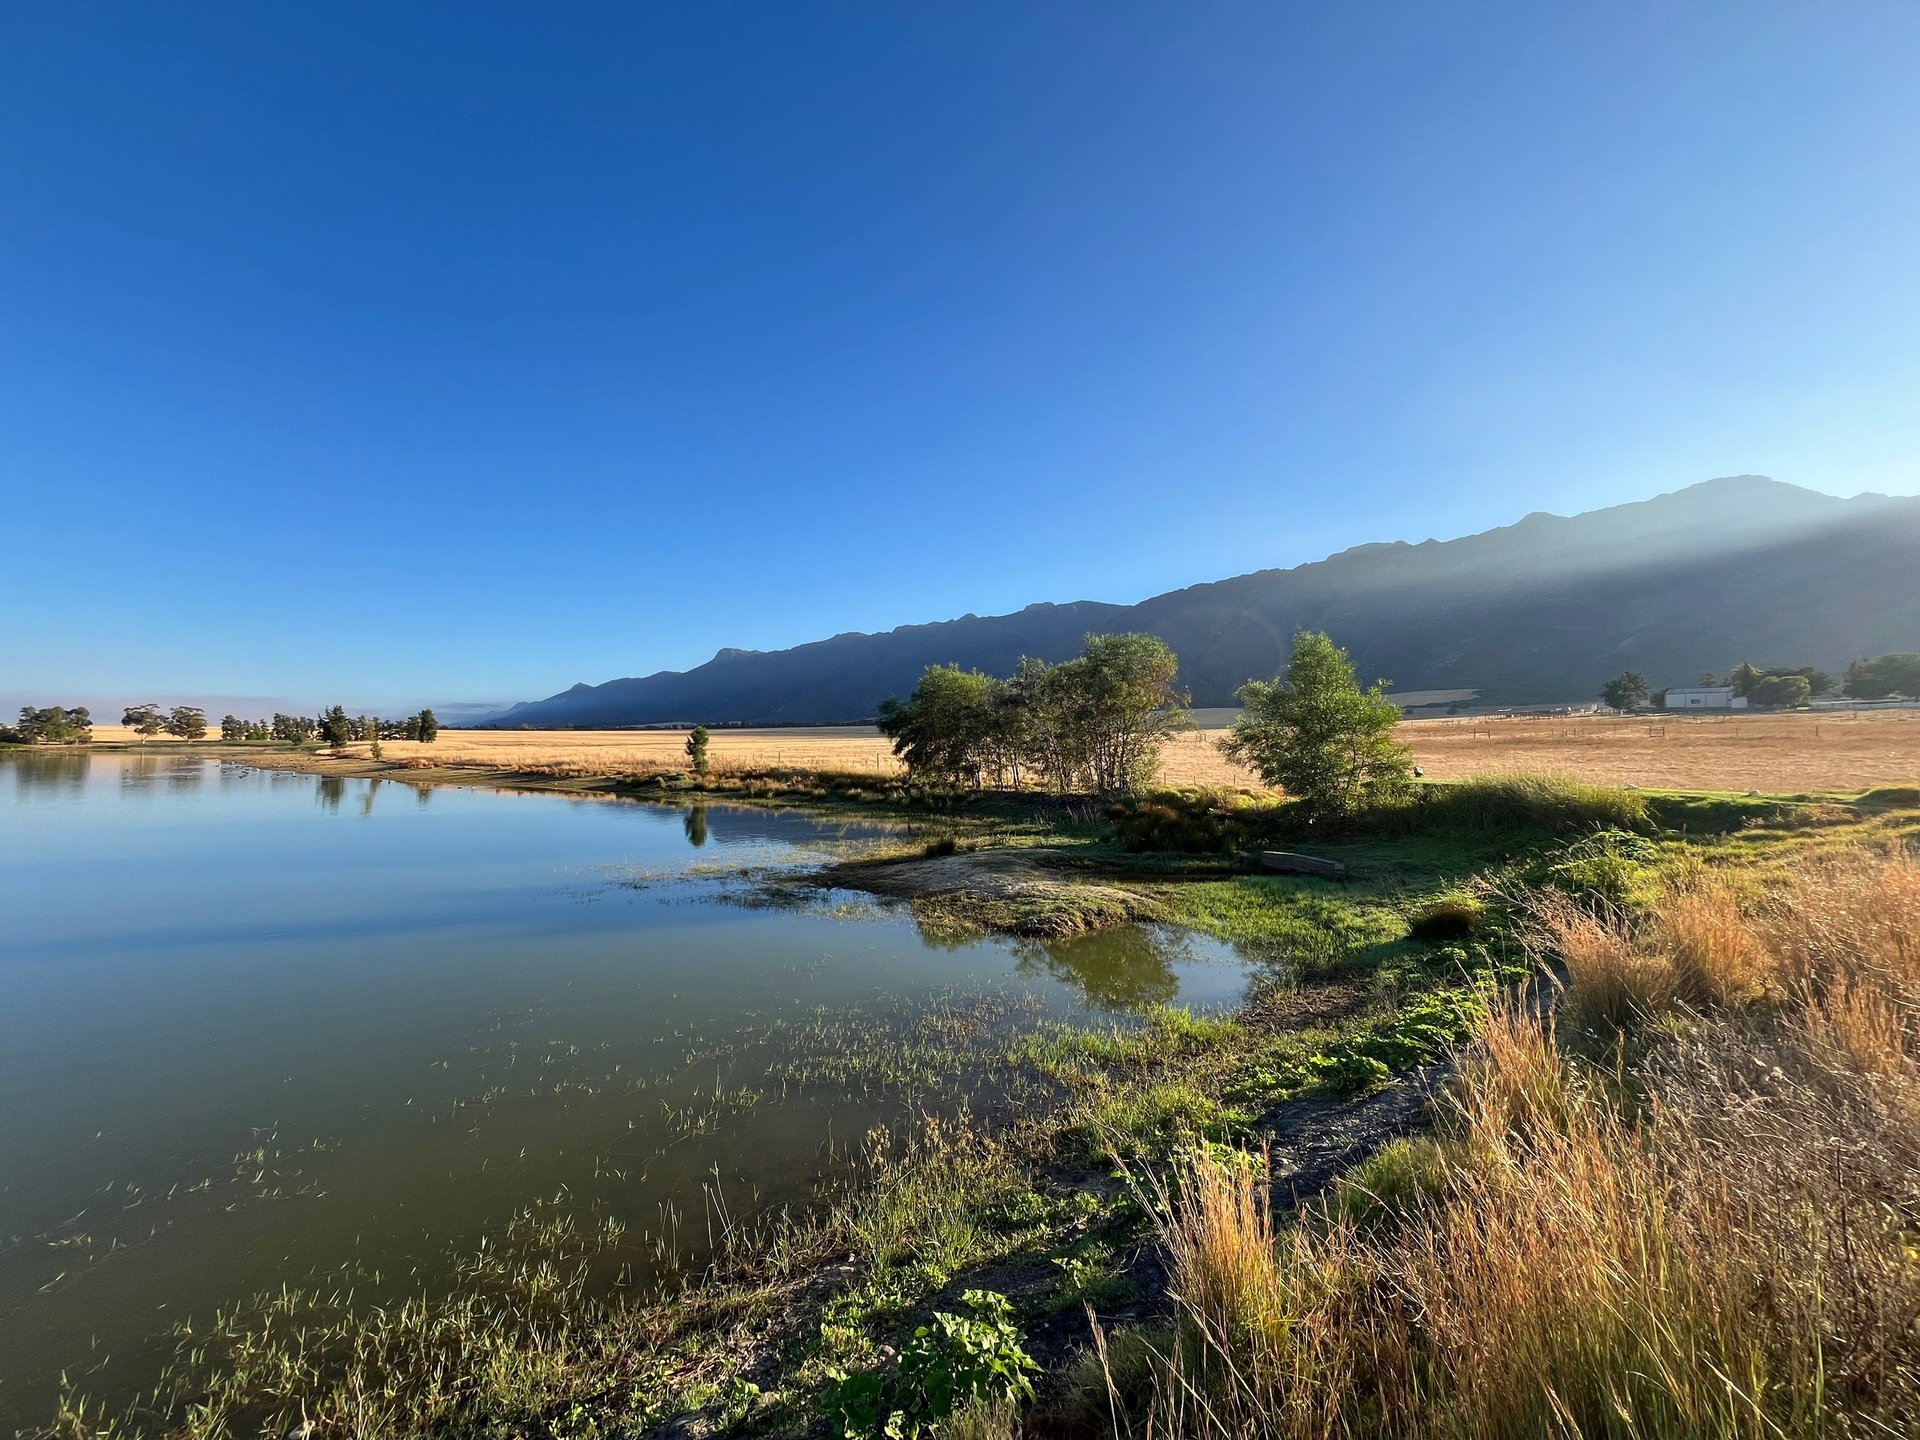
4 3 1918 714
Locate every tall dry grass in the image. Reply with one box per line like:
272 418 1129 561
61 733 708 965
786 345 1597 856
1122 847 1920 1439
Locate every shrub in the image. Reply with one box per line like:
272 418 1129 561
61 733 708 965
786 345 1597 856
1108 788 1273 854
1412 774 1652 835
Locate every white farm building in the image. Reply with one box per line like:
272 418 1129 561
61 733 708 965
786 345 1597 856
1663 687 1749 711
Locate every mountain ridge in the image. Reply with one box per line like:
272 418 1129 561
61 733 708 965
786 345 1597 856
485 477 1919 727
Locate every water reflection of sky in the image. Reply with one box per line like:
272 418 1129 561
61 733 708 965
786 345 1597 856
0 751 1254 1427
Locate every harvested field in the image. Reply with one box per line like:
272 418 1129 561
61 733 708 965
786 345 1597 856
324 707 1918 796
1392 707 1920 793
84 725 214 744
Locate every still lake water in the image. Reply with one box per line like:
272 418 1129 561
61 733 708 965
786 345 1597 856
0 751 1251 1425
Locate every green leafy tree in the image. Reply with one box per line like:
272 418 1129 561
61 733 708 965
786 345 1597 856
980 675 1036 789
879 665 997 785
417 708 439 744
164 705 207 740
15 706 93 744
1004 656 1086 796
1743 664 1834 697
368 716 383 760
1794 667 1836 697
122 703 165 740
1221 631 1412 821
220 714 243 741
880 635 1187 797
1601 671 1651 711
1844 653 1920 699
1727 662 1766 699
1070 632 1190 796
1749 673 1812 708
1697 671 1720 687
685 724 711 777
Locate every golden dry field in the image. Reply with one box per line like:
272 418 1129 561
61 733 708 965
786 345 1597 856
85 724 214 744
319 708 1920 796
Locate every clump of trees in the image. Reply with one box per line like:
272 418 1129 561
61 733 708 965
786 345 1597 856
119 704 206 739
1843 653 1920 700
1601 672 1652 711
877 633 1189 797
1221 631 1413 821
1 706 94 744
1726 662 1831 706
206 709 441 745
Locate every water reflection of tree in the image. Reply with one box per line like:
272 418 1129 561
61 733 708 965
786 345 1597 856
360 778 382 818
117 753 200 796
683 806 709 848
315 775 346 812
7 750 89 797
1013 926 1185 1012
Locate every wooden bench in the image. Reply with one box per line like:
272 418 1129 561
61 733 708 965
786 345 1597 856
1259 850 1349 880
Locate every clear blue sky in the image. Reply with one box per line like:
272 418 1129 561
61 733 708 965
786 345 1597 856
5 3 1918 714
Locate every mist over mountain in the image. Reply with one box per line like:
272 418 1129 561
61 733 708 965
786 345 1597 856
486 478 1920 727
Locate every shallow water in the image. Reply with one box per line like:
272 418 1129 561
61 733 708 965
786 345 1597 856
0 751 1250 1425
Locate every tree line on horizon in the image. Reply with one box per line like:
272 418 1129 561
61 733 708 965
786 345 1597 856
1 704 439 747
1600 651 1920 711
218 707 441 747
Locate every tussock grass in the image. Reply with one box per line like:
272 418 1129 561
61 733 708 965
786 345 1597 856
1122 846 1920 1438
1408 773 1652 835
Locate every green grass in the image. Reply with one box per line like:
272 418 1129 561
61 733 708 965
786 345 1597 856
1161 876 1413 977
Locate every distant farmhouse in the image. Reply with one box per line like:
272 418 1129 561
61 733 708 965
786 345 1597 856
1663 686 1749 711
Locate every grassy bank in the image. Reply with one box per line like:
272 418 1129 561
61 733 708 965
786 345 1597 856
1131 845 1920 1438
35 775 1920 1440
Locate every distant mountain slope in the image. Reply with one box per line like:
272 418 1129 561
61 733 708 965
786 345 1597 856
486 477 1920 726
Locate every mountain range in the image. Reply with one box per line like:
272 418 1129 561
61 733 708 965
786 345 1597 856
484 477 1920 726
